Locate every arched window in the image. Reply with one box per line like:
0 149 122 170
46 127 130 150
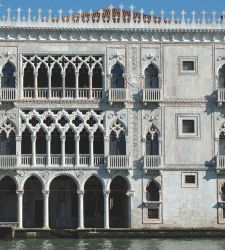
65 129 75 154
221 184 225 201
219 65 225 88
79 64 89 88
65 64 75 88
145 64 159 88
38 63 48 88
23 63 34 88
21 128 32 154
1 61 16 88
219 132 225 155
36 129 46 154
0 130 16 155
92 64 102 88
146 181 160 201
111 63 124 88
109 120 126 155
51 63 62 88
146 126 159 155
51 129 61 154
79 129 89 154
94 129 104 154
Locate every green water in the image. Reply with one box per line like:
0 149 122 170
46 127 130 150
0 239 225 250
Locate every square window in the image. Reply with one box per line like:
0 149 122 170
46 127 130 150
182 120 195 133
182 61 194 71
148 209 159 219
182 172 198 188
185 175 196 184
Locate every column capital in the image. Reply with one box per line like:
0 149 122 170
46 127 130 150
42 190 50 196
126 191 135 197
16 135 22 141
75 135 80 141
89 135 94 140
46 135 51 141
31 135 36 141
16 190 24 195
60 135 66 141
77 190 85 195
104 136 110 142
103 190 110 195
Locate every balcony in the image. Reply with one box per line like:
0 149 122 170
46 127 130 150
23 88 103 100
143 88 161 104
107 155 130 172
0 88 17 102
0 154 105 168
218 89 225 105
217 155 225 171
143 155 161 173
108 88 128 104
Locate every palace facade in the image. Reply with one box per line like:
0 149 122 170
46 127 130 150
0 6 225 230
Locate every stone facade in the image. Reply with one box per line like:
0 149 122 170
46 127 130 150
0 6 225 229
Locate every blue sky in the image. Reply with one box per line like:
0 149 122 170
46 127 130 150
1 0 225 18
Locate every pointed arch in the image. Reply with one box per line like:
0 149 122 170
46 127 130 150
79 63 89 88
94 128 104 154
51 128 61 154
36 128 46 154
146 180 160 201
92 63 103 88
218 64 225 88
51 62 62 88
79 128 89 154
65 63 75 88
146 124 159 156
111 62 125 88
0 124 16 155
1 61 16 88
144 63 159 88
23 62 34 88
38 63 48 88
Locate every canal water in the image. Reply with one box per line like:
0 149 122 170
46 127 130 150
0 238 225 250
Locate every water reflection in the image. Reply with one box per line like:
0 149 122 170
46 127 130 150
1 238 225 250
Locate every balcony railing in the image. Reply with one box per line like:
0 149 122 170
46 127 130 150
0 88 17 101
217 155 225 169
107 155 129 169
108 88 128 103
218 89 225 104
143 88 161 103
144 155 161 170
0 155 17 168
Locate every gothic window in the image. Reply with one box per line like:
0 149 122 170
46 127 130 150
65 129 75 154
21 128 32 154
65 64 75 88
24 63 34 88
79 129 89 154
92 64 102 88
219 133 225 155
94 129 104 154
219 65 225 88
79 64 89 88
221 184 225 202
144 64 159 88
146 126 159 155
51 63 62 88
1 61 16 88
146 181 160 202
38 63 48 88
111 63 124 88
0 130 16 155
51 129 61 154
36 129 46 154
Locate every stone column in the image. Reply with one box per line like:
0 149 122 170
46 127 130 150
16 135 22 167
62 72 65 98
89 72 93 99
126 191 134 228
60 135 66 166
46 135 51 166
75 72 79 98
104 136 110 158
48 71 51 99
42 190 50 229
16 190 24 229
75 135 80 166
20 72 24 99
103 190 110 229
89 135 94 166
101 72 105 99
77 190 84 229
34 71 38 98
31 134 36 166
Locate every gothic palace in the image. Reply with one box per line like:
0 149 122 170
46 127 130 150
0 6 225 230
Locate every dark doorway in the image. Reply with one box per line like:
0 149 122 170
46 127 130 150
84 176 104 228
109 176 129 228
35 200 43 228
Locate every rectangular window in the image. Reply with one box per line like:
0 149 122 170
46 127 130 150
148 209 159 219
183 61 194 71
185 175 196 184
182 120 195 133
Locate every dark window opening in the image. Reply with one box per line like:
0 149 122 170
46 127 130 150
222 184 225 201
0 131 16 155
24 63 34 88
185 175 196 184
51 129 61 154
146 181 160 202
92 64 102 88
219 133 225 155
145 64 159 88
94 129 104 154
22 129 32 154
219 65 225 88
111 63 124 88
36 129 46 154
38 64 48 88
182 61 194 71
80 129 89 154
79 64 89 88
2 61 16 88
182 120 195 133
51 63 62 88
65 129 75 154
65 64 75 88
148 209 159 219
146 132 159 155
109 131 126 155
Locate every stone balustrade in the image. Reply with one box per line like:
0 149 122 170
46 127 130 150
218 89 225 104
107 155 130 169
144 155 161 170
217 155 225 169
0 88 17 101
108 88 128 103
143 88 161 103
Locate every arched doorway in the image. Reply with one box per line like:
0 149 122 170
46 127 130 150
23 176 43 228
84 176 104 228
49 176 78 228
109 176 129 228
0 176 17 222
